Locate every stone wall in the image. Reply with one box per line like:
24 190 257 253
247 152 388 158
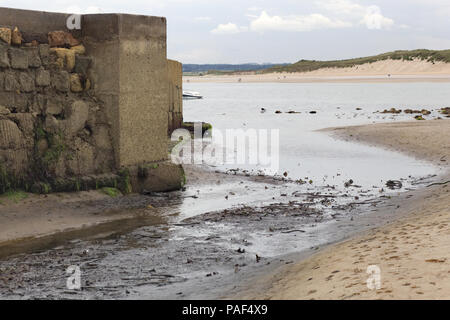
0 8 184 194
167 59 183 134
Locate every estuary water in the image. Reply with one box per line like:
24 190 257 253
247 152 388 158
183 82 447 189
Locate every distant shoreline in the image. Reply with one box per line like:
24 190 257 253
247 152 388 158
184 59 450 83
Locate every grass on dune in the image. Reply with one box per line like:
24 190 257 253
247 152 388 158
263 49 450 74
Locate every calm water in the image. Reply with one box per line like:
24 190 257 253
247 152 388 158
183 82 447 189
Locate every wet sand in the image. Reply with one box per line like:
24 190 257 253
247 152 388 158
237 120 450 299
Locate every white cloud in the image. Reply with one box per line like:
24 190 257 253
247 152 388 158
361 6 394 30
211 23 248 34
250 11 352 32
316 0 395 30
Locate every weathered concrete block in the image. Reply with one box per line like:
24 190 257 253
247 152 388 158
8 48 28 69
0 45 10 68
51 70 70 92
19 72 35 92
36 68 51 86
130 161 185 193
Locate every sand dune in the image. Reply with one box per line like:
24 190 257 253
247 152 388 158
184 59 450 83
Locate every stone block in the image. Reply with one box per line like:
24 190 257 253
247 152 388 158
19 72 35 92
46 98 63 116
0 119 24 149
24 47 41 68
39 44 50 66
11 27 22 46
70 74 83 92
51 70 70 92
36 68 50 86
0 45 10 68
8 48 28 69
4 72 19 92
74 55 92 75
0 28 11 45
65 100 89 134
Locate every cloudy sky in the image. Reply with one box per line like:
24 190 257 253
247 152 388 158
2 0 450 63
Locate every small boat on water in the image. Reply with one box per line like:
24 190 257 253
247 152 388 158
183 91 203 99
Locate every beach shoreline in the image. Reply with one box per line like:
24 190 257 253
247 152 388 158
184 59 450 84
234 120 449 300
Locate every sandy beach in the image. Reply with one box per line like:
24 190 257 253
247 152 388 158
236 120 449 300
184 59 450 83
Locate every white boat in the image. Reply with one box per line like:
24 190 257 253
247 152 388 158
183 91 203 99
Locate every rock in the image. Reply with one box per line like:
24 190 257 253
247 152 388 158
0 105 10 115
70 74 83 92
47 31 66 47
260 108 266 113
24 47 41 68
414 115 425 120
0 28 12 45
18 72 35 92
275 110 282 114
48 31 80 47
421 109 431 115
44 115 63 133
70 45 86 55
50 48 75 71
11 27 22 46
39 44 50 66
8 48 28 69
4 72 19 92
46 99 63 116
386 180 402 190
0 45 10 68
0 119 23 149
65 100 89 134
65 33 81 47
36 69 51 87
309 111 317 114
381 108 401 114
51 70 70 92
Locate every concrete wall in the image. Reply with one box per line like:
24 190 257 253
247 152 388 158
0 7 184 194
167 59 183 134
83 14 169 167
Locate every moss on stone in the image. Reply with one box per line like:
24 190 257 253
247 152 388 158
101 187 121 198
1 190 28 203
